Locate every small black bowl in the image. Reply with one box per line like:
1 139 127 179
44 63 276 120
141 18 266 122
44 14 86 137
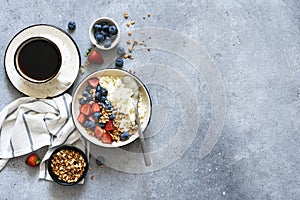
48 145 89 186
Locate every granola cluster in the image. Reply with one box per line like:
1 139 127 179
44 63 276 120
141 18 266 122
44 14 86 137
50 149 87 183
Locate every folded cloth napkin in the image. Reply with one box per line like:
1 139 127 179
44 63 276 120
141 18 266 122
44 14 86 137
0 93 89 183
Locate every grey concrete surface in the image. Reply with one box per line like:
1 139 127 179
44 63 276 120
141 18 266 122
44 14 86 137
0 0 299 199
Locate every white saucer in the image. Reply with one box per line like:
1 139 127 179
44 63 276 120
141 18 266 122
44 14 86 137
4 24 80 98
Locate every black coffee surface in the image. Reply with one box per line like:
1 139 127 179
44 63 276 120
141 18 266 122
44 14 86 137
18 39 61 81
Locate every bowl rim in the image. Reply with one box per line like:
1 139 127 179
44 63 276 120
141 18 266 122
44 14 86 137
89 17 121 50
47 145 89 186
71 68 152 148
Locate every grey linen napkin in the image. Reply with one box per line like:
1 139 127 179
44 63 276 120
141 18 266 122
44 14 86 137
0 93 89 183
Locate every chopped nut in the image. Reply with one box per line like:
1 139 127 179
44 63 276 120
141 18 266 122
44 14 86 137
127 54 133 59
128 45 135 52
141 31 145 34
124 11 129 19
133 38 139 44
147 13 151 17
80 67 85 74
128 31 132 36
126 39 131 44
126 22 131 27
130 20 135 25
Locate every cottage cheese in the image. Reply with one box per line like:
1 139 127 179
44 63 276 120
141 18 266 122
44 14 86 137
99 75 147 132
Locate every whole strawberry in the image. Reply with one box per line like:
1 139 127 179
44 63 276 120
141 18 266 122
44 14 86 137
87 49 104 64
25 153 41 167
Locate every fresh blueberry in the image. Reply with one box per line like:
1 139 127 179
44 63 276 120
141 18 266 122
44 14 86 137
120 132 130 141
85 85 93 91
105 102 112 110
117 47 125 56
101 96 107 102
101 22 107 27
82 90 90 97
79 98 86 105
109 25 118 35
83 120 90 128
68 21 76 30
115 57 124 68
95 91 101 102
86 93 93 101
99 122 106 128
102 24 110 32
88 120 96 131
109 114 116 120
96 84 102 92
93 23 102 31
104 39 112 48
100 88 108 96
100 30 108 37
94 112 101 120
95 32 105 43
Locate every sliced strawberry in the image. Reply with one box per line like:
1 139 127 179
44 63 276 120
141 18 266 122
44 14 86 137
87 50 104 64
105 120 114 131
101 132 112 144
80 104 91 116
94 125 106 139
77 113 86 124
87 78 99 88
91 103 101 113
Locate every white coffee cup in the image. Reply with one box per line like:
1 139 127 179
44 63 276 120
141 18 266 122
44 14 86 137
15 37 62 84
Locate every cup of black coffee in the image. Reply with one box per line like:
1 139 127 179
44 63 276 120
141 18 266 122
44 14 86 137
15 37 62 83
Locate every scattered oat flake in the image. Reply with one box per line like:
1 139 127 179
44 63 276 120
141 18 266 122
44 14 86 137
142 31 145 34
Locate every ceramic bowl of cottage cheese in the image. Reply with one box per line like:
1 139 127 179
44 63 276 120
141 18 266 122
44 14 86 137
71 69 152 147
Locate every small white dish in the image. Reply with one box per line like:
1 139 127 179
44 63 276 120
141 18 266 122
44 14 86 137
4 24 80 98
89 17 121 50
